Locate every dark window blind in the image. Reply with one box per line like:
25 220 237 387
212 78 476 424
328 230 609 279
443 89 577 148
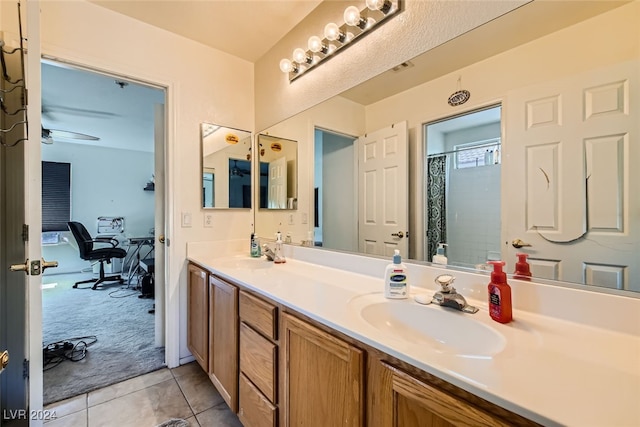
42 161 71 232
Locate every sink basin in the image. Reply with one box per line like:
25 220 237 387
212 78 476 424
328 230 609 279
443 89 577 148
349 293 505 357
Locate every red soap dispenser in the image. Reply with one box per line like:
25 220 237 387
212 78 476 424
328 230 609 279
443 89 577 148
514 253 532 280
487 261 512 324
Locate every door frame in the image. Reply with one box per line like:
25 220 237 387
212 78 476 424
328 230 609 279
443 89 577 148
35 55 179 359
37 52 177 359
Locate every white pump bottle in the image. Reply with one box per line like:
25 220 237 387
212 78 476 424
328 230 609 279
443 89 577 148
432 243 448 265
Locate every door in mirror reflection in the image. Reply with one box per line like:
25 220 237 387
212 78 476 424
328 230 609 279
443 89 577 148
314 123 409 258
425 105 502 268
505 61 639 291
258 134 298 210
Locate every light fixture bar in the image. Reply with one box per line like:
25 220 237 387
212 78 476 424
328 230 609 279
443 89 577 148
281 0 401 82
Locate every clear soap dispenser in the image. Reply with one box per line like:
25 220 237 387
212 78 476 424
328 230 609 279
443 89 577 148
274 231 286 264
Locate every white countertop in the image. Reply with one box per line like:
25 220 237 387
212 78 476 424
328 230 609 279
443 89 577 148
187 246 640 427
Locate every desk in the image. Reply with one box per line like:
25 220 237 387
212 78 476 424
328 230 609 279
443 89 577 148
124 237 154 285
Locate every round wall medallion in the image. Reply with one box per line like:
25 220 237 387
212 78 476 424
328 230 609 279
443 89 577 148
448 90 471 106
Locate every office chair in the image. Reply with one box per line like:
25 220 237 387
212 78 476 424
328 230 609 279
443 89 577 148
67 221 127 290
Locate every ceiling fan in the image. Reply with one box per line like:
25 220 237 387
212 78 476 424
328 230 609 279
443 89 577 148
41 126 100 144
230 160 250 178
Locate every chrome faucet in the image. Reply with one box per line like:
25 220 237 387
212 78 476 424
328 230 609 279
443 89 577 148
262 244 276 261
431 274 478 314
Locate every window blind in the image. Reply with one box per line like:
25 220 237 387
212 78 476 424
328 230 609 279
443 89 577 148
42 161 71 232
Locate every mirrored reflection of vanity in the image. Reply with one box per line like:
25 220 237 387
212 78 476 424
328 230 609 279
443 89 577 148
201 123 252 209
253 2 640 293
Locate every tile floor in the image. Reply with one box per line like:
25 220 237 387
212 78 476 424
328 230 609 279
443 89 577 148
44 362 243 427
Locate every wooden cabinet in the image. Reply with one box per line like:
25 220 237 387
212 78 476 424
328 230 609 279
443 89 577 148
368 358 535 427
281 312 364 427
187 263 209 371
379 362 508 427
238 291 279 427
208 275 239 413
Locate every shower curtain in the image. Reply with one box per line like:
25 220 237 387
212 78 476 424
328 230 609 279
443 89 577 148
427 155 447 262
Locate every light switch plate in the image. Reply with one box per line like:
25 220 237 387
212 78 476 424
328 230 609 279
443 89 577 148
301 213 308 224
288 213 294 225
181 212 192 227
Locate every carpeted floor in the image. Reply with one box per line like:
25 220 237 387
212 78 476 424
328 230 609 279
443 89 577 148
42 273 165 405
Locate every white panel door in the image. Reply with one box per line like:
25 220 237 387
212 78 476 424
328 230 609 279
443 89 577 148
505 60 639 290
357 121 409 258
2 2 46 422
267 156 287 209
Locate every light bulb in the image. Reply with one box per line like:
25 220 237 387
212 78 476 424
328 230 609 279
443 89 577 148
279 58 294 73
366 0 391 13
308 35 326 53
324 22 344 42
293 48 310 64
344 6 363 27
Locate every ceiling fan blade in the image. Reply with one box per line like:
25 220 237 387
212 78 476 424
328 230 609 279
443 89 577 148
48 128 100 141
42 103 118 119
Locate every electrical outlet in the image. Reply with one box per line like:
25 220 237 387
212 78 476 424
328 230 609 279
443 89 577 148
301 213 308 224
204 213 213 228
288 213 294 225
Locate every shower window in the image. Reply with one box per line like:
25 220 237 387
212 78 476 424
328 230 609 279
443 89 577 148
454 138 501 169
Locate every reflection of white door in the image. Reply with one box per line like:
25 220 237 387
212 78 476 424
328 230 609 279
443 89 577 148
357 121 409 258
505 60 639 290
268 156 287 209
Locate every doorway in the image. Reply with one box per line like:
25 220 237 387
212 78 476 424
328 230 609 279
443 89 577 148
40 61 166 404
424 105 502 268
313 128 357 251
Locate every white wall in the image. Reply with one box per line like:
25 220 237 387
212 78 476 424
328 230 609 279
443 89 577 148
41 142 155 274
38 0 254 366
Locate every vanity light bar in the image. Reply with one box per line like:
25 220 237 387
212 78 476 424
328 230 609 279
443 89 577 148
280 0 401 82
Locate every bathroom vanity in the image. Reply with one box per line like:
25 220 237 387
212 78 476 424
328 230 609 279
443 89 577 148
187 243 640 427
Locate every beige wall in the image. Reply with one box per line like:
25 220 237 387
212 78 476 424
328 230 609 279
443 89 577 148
36 0 255 364
254 0 527 131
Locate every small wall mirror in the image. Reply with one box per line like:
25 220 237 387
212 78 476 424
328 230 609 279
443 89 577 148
201 123 252 209
257 134 298 210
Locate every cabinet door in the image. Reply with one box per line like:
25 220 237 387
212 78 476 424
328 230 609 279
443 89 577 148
209 275 239 413
374 362 511 427
187 264 208 371
282 313 364 427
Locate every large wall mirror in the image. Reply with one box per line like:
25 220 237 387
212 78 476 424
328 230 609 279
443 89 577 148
254 1 639 294
257 134 298 210
201 123 252 209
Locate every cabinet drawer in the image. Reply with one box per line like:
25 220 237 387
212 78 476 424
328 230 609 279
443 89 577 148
239 373 277 427
240 322 277 402
240 291 278 340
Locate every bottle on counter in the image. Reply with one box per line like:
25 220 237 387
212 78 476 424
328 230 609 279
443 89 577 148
250 233 261 258
274 231 286 264
384 250 409 299
487 261 512 323
432 243 448 265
